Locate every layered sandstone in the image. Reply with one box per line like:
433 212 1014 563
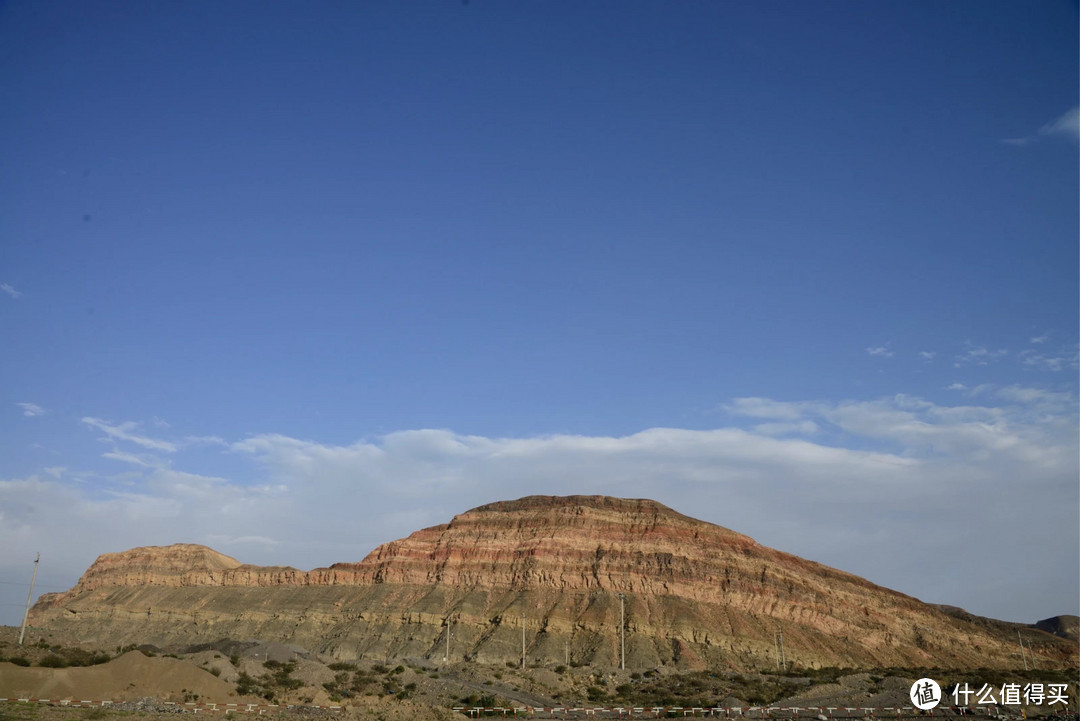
29 495 1077 670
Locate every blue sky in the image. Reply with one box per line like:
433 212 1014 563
1 1 1077 629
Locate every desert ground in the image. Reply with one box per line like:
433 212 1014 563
1 626 1075 720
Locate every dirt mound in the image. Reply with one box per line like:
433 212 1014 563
0 650 251 703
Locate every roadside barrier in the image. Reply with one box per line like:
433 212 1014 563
0 698 341 714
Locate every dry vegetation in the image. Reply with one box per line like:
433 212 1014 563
1 627 1076 720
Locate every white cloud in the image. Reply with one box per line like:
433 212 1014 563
723 397 807 420
1038 107 1080 142
918 351 936 361
43 467 66 479
752 420 820 436
102 451 153 467
953 344 1007 367
2 391 1076 627
16 402 45 417
1029 336 1048 345
81 417 177 452
866 345 894 358
184 435 229 447
1003 107 1080 146
1 283 23 299
946 383 967 391
994 385 1074 408
1018 348 1079 372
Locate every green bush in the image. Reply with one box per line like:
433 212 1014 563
9 656 30 667
328 661 356 671
39 655 68 668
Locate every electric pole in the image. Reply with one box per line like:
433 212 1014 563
521 613 526 670
18 553 39 646
444 618 452 663
777 626 786 672
619 594 625 671
1018 630 1029 671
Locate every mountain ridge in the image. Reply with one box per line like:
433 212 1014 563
30 495 1077 670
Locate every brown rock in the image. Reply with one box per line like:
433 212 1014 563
29 495 1077 670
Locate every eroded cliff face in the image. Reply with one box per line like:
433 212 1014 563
30 496 1076 670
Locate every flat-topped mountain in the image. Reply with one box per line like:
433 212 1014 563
30 495 1077 669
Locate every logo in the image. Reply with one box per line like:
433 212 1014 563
911 678 942 710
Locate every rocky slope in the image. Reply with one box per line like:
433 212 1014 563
29 495 1077 670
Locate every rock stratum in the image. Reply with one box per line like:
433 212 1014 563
30 495 1077 669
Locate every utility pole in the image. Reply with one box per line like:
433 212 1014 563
444 618 452 663
521 613 526 670
619 594 626 671
774 632 780 670
1017 630 1029 671
777 626 786 672
18 553 40 646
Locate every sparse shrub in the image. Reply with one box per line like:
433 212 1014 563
392 664 405 675
39 655 67 668
229 654 241 666
328 661 356 671
372 663 389 674
235 672 259 697
9 656 30 666
208 667 221 677
554 665 566 674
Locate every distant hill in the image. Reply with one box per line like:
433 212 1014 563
31 495 1078 669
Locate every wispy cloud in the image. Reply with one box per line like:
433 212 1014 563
1003 107 1080 146
946 383 967 391
752 420 820 436
102 450 154 467
184 435 229 447
81 417 178 452
918 351 936 361
1038 107 1080 142
43 466 67 479
953 344 1007 367
3 391 1075 627
866 345 894 358
16 402 45 417
0 283 23 299
1029 336 1048 345
1018 347 1079 372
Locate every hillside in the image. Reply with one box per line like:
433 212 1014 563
28 495 1077 669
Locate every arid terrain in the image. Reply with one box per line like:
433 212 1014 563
6 496 1077 719
28 496 1080 670
2 624 1076 720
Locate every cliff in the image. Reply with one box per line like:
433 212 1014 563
29 495 1077 670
